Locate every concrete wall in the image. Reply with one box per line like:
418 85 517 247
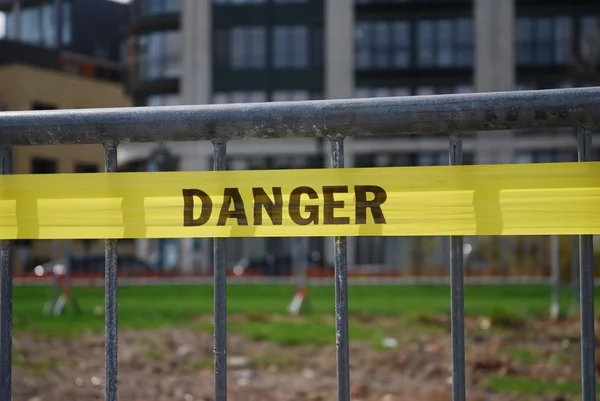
0 64 131 111
323 0 356 267
325 0 354 100
473 0 516 165
181 0 211 106
0 63 131 174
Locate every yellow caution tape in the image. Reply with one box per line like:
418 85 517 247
0 162 599 239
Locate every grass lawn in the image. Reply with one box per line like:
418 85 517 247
13 283 590 339
12 283 599 397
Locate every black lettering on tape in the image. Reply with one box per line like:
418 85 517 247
355 185 387 224
253 187 283 225
289 186 319 225
182 189 213 226
217 188 249 226
323 186 350 225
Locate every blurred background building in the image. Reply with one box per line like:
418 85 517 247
0 0 133 273
0 0 599 278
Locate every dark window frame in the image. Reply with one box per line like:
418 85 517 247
517 15 574 66
31 157 58 174
74 163 99 173
354 151 475 168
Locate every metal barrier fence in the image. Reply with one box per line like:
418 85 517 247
1 86 600 401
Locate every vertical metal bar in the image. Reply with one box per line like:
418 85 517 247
104 143 118 401
0 146 12 401
330 136 350 401
212 140 227 401
550 235 560 320
571 235 580 315
449 134 465 401
577 127 596 401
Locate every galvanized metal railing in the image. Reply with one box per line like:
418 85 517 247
1 87 600 401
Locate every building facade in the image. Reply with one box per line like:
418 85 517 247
0 0 129 61
121 0 600 274
0 0 134 273
0 60 134 273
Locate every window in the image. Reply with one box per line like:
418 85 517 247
273 26 309 68
4 1 71 47
61 0 72 46
457 84 473 93
215 25 322 70
31 101 57 110
581 16 600 64
417 20 434 67
311 26 324 67
356 21 411 70
146 94 180 106
391 21 411 67
212 91 267 104
417 18 473 68
135 0 181 17
31 157 57 174
355 87 410 98
517 16 573 66
21 7 42 44
515 150 577 164
272 90 311 101
214 91 320 103
214 0 266 4
41 3 56 47
355 152 474 168
74 163 99 173
355 85 471 99
455 18 473 67
5 11 14 39
356 18 473 70
226 154 322 171
230 26 266 69
555 17 571 64
136 30 181 81
214 30 230 68
416 152 449 166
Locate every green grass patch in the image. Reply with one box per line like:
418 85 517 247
504 347 539 364
187 358 213 371
485 376 600 395
146 348 163 360
230 320 377 346
12 284 589 342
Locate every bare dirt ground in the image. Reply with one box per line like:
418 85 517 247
11 315 594 401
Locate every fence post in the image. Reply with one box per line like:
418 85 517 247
571 235 579 315
0 146 12 401
577 127 596 401
550 235 560 320
330 135 350 401
449 134 466 401
212 140 228 401
104 143 119 401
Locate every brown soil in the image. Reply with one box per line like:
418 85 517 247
11 315 593 401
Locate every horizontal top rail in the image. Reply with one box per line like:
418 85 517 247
1 87 600 146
